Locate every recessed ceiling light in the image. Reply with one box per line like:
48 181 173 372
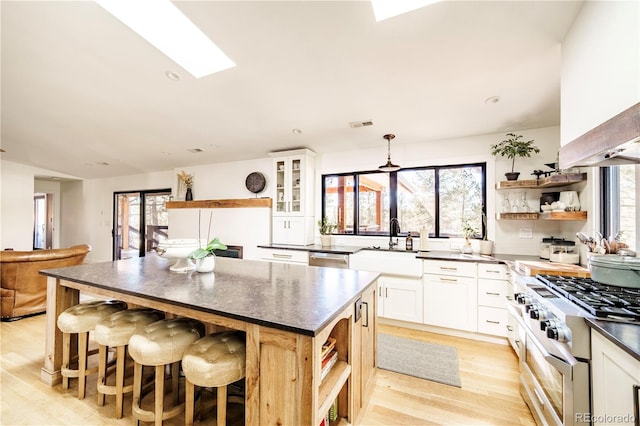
162 151 171 155
371 0 441 21
165 71 181 81
292 128 303 135
485 96 501 104
209 144 218 149
96 0 235 78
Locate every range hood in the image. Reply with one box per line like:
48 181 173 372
559 102 640 168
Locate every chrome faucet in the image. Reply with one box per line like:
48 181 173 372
389 217 401 249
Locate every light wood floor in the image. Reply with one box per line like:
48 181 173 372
1 314 535 425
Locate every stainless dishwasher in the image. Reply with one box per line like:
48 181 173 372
308 252 349 269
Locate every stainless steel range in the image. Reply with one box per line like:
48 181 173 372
507 273 640 426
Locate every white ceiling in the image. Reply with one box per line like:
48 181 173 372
0 0 584 180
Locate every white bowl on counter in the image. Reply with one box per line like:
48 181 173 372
155 239 206 272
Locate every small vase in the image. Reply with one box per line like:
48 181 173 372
185 188 193 201
479 240 494 255
195 255 215 272
320 235 332 247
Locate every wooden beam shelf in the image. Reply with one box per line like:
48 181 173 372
496 173 587 189
499 212 539 220
166 198 272 209
539 211 587 220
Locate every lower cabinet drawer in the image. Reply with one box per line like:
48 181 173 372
477 306 508 337
258 248 308 264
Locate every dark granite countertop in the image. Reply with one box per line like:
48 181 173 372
40 254 379 337
586 318 640 361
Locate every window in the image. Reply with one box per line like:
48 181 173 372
600 165 638 252
321 163 486 238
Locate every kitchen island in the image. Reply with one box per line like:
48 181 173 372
40 254 379 425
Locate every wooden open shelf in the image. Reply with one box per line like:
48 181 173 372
499 212 539 220
539 211 587 220
496 173 587 189
166 198 272 209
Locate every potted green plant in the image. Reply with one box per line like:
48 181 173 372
461 221 476 253
318 217 337 247
188 237 227 272
490 133 540 181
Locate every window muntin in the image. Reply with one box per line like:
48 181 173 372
321 163 486 238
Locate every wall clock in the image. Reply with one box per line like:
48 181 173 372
245 172 266 194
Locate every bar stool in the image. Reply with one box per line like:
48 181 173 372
182 331 246 426
56 299 128 399
94 308 165 418
128 317 204 426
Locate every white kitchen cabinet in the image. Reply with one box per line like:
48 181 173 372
591 330 640 426
257 247 308 264
269 149 315 245
377 276 423 323
423 260 478 332
477 263 511 337
272 217 314 246
349 250 424 323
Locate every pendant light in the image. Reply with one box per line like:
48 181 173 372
378 134 401 172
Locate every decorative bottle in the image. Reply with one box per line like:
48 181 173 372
405 233 413 251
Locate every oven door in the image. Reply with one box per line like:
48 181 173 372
508 304 590 426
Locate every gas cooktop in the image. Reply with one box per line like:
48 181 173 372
536 274 640 322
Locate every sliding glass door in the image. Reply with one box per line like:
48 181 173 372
113 189 171 260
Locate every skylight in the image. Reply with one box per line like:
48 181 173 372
96 0 235 78
371 0 441 21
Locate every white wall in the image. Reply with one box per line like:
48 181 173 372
561 0 640 145
0 161 36 250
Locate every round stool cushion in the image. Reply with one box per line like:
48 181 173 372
182 332 246 388
94 308 165 347
57 300 128 333
128 318 204 366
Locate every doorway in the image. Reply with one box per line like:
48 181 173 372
33 193 53 249
113 189 171 260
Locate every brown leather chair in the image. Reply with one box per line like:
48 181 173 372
0 244 91 320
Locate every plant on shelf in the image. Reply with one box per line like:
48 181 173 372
490 133 540 181
318 217 337 247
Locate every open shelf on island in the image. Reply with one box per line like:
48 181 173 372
318 361 350 420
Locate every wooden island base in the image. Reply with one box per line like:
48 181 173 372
41 257 378 426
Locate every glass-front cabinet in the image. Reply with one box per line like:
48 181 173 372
269 149 316 245
274 156 304 215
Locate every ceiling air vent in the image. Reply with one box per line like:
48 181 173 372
349 120 374 128
188 148 204 153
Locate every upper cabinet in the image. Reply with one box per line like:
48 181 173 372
269 149 316 245
270 149 316 217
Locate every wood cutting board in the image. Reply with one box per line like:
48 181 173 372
515 260 591 278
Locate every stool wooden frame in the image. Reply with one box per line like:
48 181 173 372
128 318 204 426
95 308 165 418
57 300 127 399
183 332 246 426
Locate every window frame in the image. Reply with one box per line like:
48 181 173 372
321 162 487 239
